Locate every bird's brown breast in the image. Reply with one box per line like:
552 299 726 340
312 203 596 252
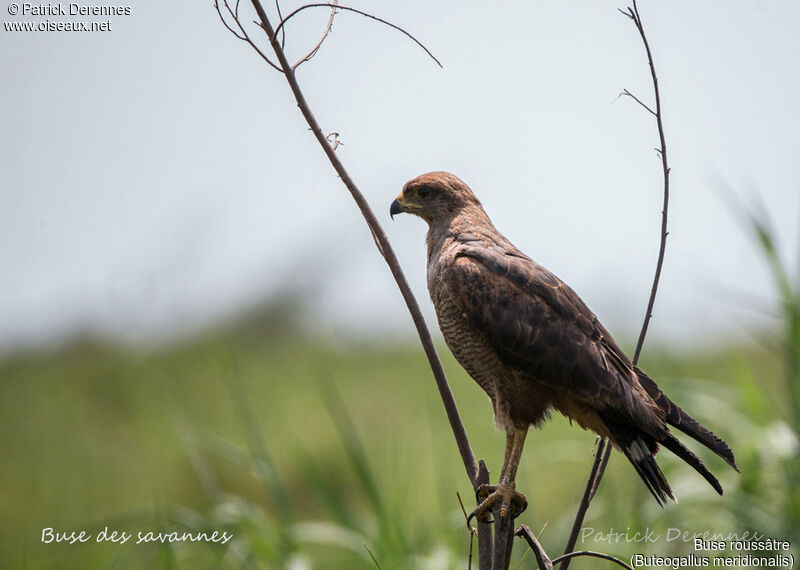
428 244 553 430
430 277 502 397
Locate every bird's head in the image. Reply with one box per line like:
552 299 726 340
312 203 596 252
390 171 482 226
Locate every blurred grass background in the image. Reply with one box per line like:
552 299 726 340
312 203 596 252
2 212 798 569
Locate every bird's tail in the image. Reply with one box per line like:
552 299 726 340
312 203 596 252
619 436 675 506
604 418 675 506
635 367 738 471
660 432 723 494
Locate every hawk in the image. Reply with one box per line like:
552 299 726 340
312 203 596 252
390 171 737 520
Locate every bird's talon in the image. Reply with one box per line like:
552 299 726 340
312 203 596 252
470 484 526 522
475 483 495 502
512 494 528 519
467 511 494 526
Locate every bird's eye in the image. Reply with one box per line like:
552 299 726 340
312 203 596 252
417 187 430 198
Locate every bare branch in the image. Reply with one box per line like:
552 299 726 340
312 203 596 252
560 2 672 568
493 512 515 569
475 460 493 570
216 0 283 71
274 4 443 68
552 551 634 570
293 0 339 69
618 88 656 117
559 437 608 564
240 34 284 72
618 7 635 19
629 0 671 364
274 0 285 47
589 446 613 500
515 524 554 570
457 492 476 535
238 0 479 493
457 492 477 570
214 0 246 39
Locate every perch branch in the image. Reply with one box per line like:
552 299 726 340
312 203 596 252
226 0 479 493
476 460 493 569
226 2 487 562
559 2 671 568
493 508 515 569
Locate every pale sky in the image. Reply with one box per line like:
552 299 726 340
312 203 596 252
1 0 798 350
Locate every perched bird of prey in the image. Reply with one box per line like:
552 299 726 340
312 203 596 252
390 171 737 520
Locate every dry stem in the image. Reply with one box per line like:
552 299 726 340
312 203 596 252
559 2 671 568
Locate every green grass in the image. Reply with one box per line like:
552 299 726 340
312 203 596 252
1 313 797 568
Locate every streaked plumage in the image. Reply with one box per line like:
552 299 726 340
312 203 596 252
391 171 736 514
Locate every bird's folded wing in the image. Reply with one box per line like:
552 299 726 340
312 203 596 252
444 247 664 433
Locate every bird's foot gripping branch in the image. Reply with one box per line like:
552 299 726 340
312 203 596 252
471 484 528 524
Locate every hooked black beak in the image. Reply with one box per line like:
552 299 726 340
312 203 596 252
390 198 403 220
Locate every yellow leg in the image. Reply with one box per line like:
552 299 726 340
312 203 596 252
500 427 526 488
496 431 515 482
471 427 528 521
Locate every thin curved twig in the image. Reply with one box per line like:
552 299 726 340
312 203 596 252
552 551 634 570
559 2 671 568
274 0 285 47
457 492 477 570
274 4 443 68
215 0 246 39
293 0 339 69
215 0 283 72
628 0 671 364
